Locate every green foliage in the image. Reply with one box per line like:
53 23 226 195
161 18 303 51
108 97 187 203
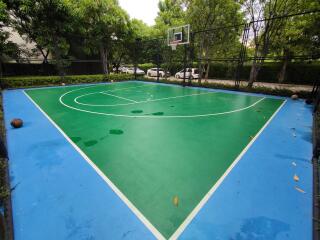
138 63 156 72
269 0 320 58
209 62 319 85
154 0 186 35
1 74 137 88
5 0 75 74
130 19 155 39
70 0 130 73
0 0 7 23
0 0 20 77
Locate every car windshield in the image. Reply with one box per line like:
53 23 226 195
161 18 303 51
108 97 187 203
193 69 199 74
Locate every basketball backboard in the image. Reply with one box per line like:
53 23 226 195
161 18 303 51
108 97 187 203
167 24 190 50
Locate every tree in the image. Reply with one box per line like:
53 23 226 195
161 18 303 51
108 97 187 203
186 0 243 82
73 0 129 74
154 0 186 35
0 0 19 78
242 0 301 87
110 18 155 72
5 0 74 75
269 0 320 82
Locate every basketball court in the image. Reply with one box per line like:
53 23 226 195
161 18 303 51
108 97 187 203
3 81 313 239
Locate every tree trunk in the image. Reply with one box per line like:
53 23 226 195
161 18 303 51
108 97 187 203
53 43 65 78
278 49 290 83
100 46 108 75
247 47 262 88
198 34 205 84
248 61 261 88
205 61 210 80
38 46 49 64
0 59 3 79
198 60 202 84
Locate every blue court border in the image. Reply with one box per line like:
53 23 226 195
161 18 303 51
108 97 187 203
3 81 313 240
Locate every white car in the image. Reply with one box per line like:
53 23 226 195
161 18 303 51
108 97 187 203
113 66 128 73
126 67 145 75
147 68 170 77
175 68 199 79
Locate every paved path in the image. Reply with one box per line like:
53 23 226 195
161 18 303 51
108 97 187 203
146 77 313 92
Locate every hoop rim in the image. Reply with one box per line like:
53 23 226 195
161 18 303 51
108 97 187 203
169 40 181 50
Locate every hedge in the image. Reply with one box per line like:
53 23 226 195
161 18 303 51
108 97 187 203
0 73 136 88
3 61 318 85
0 73 311 98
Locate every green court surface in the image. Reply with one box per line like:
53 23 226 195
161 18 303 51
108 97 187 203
25 82 284 239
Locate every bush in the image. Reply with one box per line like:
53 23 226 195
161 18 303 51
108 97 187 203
1 74 137 88
138 63 155 72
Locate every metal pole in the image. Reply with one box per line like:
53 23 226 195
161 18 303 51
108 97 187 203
183 44 187 87
134 38 141 80
235 23 250 88
156 42 160 82
188 33 195 86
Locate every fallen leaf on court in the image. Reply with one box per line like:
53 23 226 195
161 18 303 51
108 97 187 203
173 196 179 207
295 187 306 194
294 174 299 182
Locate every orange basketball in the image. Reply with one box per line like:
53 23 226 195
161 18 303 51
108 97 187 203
10 119 23 128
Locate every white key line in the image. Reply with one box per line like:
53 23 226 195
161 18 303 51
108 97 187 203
100 92 138 103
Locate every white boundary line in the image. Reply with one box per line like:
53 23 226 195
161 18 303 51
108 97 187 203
59 85 266 119
62 95 265 119
24 82 287 239
23 91 166 240
74 91 214 107
169 99 287 240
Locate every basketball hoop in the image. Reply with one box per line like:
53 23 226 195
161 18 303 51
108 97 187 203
167 25 190 51
169 40 181 51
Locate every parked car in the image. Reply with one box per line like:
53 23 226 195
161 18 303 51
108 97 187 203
175 68 199 79
147 68 170 77
113 66 129 73
126 67 145 75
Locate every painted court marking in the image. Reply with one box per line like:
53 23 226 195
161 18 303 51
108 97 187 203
75 91 214 107
169 100 287 239
100 92 138 103
23 83 286 239
23 91 166 240
59 85 267 118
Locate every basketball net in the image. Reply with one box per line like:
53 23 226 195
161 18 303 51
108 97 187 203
170 40 181 51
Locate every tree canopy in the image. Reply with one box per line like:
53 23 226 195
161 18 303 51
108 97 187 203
0 0 318 82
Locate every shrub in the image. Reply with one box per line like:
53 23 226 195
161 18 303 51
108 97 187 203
138 63 155 72
0 74 137 88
